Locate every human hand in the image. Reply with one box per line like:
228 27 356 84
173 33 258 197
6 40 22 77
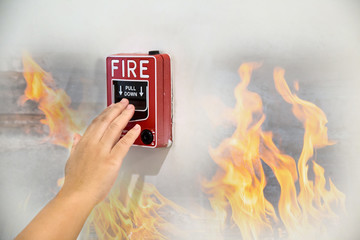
58 98 140 206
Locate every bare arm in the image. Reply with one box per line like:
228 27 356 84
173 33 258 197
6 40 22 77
15 99 140 240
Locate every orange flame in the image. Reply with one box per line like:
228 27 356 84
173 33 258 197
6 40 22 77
87 177 189 240
203 63 345 239
203 63 278 239
21 53 189 239
274 68 346 236
20 53 84 149
21 54 346 238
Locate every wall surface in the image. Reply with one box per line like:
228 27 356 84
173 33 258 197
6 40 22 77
1 0 360 239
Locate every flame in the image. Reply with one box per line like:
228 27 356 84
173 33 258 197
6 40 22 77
21 53 189 239
273 68 346 236
87 177 189 240
203 63 278 239
203 63 345 239
20 53 84 149
20 53 346 239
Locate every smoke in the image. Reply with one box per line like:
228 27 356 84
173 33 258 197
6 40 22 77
0 0 359 239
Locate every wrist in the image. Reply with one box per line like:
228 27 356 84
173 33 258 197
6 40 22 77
56 187 98 211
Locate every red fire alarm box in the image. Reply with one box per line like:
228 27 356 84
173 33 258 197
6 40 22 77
106 51 172 148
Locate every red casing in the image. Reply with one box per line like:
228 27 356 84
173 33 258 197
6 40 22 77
106 53 172 148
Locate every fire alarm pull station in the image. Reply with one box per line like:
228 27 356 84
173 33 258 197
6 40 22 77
106 51 172 148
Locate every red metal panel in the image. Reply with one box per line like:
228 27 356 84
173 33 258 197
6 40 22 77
106 52 172 148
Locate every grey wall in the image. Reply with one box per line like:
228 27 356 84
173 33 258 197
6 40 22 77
0 0 359 239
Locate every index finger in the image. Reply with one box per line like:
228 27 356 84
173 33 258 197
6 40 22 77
82 99 129 142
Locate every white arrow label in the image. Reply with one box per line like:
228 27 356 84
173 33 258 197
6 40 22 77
139 86 144 96
119 86 123 95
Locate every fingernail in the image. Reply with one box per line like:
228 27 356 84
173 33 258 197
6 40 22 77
127 104 134 110
120 98 128 104
134 124 140 130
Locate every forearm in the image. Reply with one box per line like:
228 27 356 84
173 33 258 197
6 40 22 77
16 101 139 239
15 190 95 240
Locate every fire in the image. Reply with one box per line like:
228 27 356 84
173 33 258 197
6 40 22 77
86 177 188 240
203 63 345 239
21 53 188 239
274 68 346 236
20 53 84 149
21 53 346 239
